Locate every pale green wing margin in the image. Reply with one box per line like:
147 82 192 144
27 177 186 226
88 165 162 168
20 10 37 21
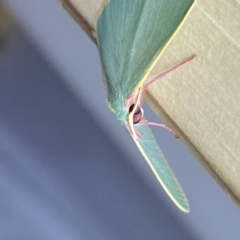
133 124 189 212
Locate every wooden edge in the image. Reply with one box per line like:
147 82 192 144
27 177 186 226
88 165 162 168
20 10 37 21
60 0 96 43
146 93 240 208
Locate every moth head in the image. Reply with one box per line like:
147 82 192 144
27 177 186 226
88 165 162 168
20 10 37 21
125 87 144 139
128 104 144 124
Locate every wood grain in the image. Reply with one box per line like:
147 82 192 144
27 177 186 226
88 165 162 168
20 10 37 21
60 0 240 207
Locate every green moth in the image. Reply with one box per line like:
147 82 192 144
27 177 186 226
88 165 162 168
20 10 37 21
95 0 195 212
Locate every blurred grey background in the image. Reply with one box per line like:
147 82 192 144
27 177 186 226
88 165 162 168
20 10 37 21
0 1 239 239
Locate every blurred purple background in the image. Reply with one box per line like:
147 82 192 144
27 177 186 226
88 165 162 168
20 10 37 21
1 1 239 239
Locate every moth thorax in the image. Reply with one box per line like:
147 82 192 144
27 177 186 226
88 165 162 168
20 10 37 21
129 104 143 124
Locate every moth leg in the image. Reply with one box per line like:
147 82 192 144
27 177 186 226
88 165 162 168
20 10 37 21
140 120 179 138
143 55 196 90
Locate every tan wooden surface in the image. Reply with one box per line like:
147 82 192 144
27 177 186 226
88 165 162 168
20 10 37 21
60 0 240 207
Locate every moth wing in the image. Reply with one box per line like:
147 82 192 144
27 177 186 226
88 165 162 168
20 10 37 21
96 0 196 106
132 124 189 212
